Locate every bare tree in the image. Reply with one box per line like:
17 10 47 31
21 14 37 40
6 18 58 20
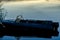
0 2 7 20
0 2 3 20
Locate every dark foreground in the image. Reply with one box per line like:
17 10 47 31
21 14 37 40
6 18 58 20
0 19 59 38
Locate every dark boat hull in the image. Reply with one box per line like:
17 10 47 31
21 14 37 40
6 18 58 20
0 20 59 38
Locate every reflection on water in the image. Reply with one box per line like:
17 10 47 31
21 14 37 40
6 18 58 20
0 1 60 40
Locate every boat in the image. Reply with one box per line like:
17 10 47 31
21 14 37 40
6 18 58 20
0 15 59 38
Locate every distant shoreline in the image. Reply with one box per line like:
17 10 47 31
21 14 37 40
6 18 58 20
1 0 60 4
0 0 60 1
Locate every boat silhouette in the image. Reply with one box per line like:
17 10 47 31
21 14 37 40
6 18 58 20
0 15 59 38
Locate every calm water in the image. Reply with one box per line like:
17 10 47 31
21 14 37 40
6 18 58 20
0 1 60 40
